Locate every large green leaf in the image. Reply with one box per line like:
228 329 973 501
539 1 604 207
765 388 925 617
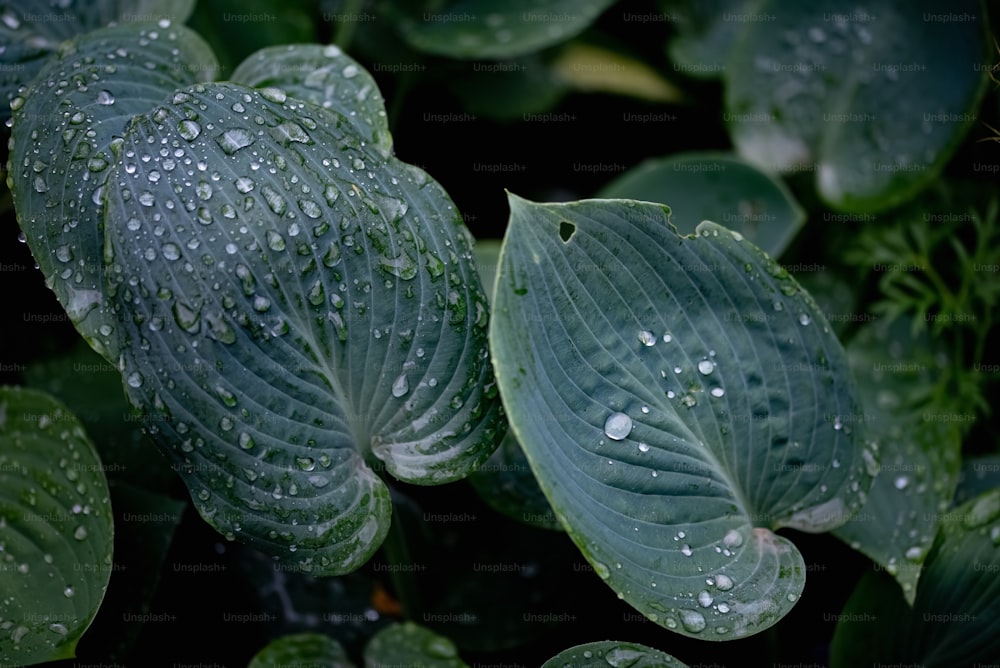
7 21 218 361
830 488 1000 667
832 322 962 603
0 386 113 665
389 0 616 60
364 622 467 668
724 0 989 212
491 194 876 639
597 152 806 259
229 43 392 156
541 640 689 668
661 0 763 79
248 633 355 668
0 0 195 115
102 76 503 575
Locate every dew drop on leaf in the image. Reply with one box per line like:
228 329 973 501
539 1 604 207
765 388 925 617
178 119 201 141
679 609 706 633
216 128 255 154
73 526 88 540
96 90 115 105
714 573 734 590
698 359 714 375
604 412 632 440
391 374 409 398
638 330 656 346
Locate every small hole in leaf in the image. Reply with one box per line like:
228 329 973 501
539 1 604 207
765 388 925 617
559 221 576 243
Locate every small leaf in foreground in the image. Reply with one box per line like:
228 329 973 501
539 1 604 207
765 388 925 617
0 386 114 665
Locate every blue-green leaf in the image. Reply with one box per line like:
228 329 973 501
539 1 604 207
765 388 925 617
833 322 962 604
597 152 805 258
7 21 218 361
248 633 355 668
230 43 391 156
724 0 989 212
830 488 1000 667
363 622 467 668
491 194 876 639
390 0 616 60
103 78 503 575
541 640 689 667
0 0 196 115
0 386 114 665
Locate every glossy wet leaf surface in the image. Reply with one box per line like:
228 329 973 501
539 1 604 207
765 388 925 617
832 322 961 603
724 0 988 212
597 152 805 258
248 632 355 668
7 21 217 360
541 640 689 668
103 78 503 575
491 194 875 639
0 386 113 665
0 0 195 115
830 488 1000 667
390 0 616 59
363 622 467 667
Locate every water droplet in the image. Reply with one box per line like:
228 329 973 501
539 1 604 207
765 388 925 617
271 121 312 144
679 609 706 633
216 128 255 154
235 176 254 193
787 593 797 602
593 561 610 579
63 586 75 598
380 252 417 280
266 230 286 251
298 198 322 219
604 412 632 440
638 330 656 346
73 526 88 540
424 637 457 659
698 360 714 375
637 442 650 453
680 544 692 556
161 243 180 261
261 185 287 215
178 119 201 141
96 89 115 105
698 590 714 607
723 529 743 548
238 432 254 449
905 546 923 561
173 302 200 332
711 387 725 398
799 313 811 326
714 573 734 590
127 371 144 388
391 374 409 398
49 622 69 636
260 87 287 103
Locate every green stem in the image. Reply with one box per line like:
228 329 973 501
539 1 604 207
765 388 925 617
381 501 423 620
333 0 365 50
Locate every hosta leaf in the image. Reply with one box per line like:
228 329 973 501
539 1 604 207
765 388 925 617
541 640 689 668
724 0 989 212
0 0 196 115
662 0 762 80
390 0 616 60
229 43 391 156
830 488 1000 667
103 80 503 576
833 322 961 603
597 152 805 259
248 633 355 668
0 386 113 665
491 194 876 639
364 622 466 668
7 21 218 361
